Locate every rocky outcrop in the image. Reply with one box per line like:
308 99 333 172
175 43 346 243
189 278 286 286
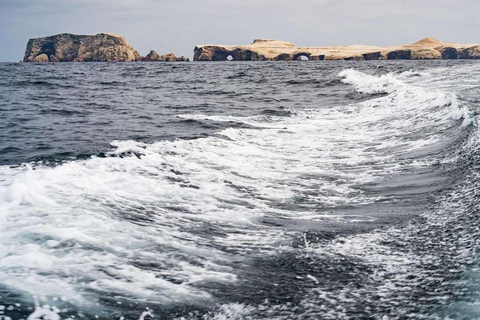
311 55 326 61
159 53 178 62
23 34 192 62
458 46 480 59
194 45 267 61
34 54 49 62
142 51 190 62
411 49 442 60
194 37 480 61
24 33 141 62
387 50 412 60
143 50 160 61
343 55 364 61
274 53 293 61
362 52 381 60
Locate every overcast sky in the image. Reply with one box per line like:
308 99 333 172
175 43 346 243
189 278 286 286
1 0 480 61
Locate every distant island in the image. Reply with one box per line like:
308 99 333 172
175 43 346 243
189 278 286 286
23 33 188 62
194 38 480 61
23 33 480 62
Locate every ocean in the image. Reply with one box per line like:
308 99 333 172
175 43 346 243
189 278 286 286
0 61 479 319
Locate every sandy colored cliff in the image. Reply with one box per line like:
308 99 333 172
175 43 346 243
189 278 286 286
194 38 480 61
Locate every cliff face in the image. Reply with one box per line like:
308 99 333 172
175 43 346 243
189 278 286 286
23 33 142 62
194 40 294 61
193 38 480 61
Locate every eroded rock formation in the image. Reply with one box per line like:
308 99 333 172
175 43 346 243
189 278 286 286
387 50 412 60
458 46 480 59
441 47 458 59
362 52 381 60
143 50 161 61
24 33 141 62
193 38 480 61
142 51 190 62
194 45 268 61
24 33 192 62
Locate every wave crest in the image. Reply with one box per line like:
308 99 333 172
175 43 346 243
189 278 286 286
339 69 471 126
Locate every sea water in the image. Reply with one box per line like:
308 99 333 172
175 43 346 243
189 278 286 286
0 61 479 319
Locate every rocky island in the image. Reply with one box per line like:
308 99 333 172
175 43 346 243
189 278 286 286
23 33 188 62
24 33 142 62
194 38 480 61
143 50 189 62
23 34 480 62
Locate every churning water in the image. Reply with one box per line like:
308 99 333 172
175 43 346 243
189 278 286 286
0 61 479 319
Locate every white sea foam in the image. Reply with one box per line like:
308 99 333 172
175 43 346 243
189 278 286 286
262 67 480 318
0 69 472 317
174 303 255 320
339 69 471 126
339 69 408 94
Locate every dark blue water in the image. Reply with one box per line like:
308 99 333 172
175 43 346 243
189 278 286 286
0 62 363 165
0 61 479 319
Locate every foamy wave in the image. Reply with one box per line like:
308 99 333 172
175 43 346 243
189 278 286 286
339 69 471 126
339 69 408 94
0 68 475 317
176 113 284 128
175 303 255 320
397 70 432 78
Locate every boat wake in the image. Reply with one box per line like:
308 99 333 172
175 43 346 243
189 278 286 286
0 65 478 319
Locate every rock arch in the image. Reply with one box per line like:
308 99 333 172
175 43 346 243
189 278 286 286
211 49 231 61
194 46 268 61
441 47 458 59
293 52 311 61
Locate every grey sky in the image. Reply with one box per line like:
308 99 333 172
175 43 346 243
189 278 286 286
1 0 480 61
